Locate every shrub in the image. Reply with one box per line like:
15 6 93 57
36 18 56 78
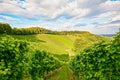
70 32 120 80
0 36 28 80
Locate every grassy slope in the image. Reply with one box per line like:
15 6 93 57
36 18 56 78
0 32 109 61
7 34 73 54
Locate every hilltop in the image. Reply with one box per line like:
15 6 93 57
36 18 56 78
0 23 109 61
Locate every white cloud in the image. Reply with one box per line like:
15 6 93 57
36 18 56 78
22 0 68 18
0 0 120 34
0 0 27 17
111 15 120 21
97 11 117 18
100 1 120 11
0 0 91 19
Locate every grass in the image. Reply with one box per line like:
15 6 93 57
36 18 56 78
35 34 74 54
52 54 69 62
0 33 109 61
46 63 76 80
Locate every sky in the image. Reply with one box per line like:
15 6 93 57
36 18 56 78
0 0 120 34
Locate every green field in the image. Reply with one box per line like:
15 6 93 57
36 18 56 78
0 33 109 62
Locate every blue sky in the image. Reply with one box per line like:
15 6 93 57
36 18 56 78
0 0 120 34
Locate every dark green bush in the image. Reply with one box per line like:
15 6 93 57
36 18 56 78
70 32 120 80
30 50 61 80
0 36 28 80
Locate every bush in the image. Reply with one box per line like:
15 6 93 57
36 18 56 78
30 50 61 80
70 32 120 80
0 36 28 80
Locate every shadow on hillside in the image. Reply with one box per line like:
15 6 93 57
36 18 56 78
10 35 46 43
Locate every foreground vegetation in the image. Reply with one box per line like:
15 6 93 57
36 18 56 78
70 32 120 80
0 36 61 80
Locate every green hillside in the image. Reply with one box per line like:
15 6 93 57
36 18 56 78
0 23 109 57
0 32 109 56
0 32 112 80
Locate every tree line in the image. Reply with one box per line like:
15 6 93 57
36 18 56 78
0 23 89 35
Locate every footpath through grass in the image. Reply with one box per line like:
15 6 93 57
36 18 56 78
46 63 77 80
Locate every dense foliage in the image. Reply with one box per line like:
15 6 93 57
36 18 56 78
0 36 61 80
0 36 28 80
0 23 12 34
70 32 120 80
12 27 51 35
30 50 61 80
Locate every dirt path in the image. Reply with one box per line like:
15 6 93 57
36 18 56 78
46 64 75 80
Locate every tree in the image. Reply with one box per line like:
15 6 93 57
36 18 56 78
0 23 12 34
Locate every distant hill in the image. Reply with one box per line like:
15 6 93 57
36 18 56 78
97 34 115 37
0 23 110 59
0 32 110 61
0 32 109 54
